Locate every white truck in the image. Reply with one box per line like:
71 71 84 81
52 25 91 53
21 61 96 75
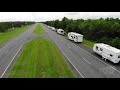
93 43 120 63
57 29 64 35
68 32 83 42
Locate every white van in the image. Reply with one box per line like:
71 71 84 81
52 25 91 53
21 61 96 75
93 43 120 63
57 29 64 35
68 32 83 42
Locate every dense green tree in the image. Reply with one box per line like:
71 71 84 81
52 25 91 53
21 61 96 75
0 22 35 32
44 17 120 49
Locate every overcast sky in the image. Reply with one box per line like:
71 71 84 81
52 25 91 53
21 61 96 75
0 12 120 22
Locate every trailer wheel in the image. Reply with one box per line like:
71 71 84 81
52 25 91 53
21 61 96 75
102 57 104 60
104 58 107 61
102 57 107 61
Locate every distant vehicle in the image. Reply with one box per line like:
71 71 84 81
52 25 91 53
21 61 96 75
51 27 56 31
47 25 52 29
47 26 50 28
57 29 64 35
93 43 120 63
68 32 83 42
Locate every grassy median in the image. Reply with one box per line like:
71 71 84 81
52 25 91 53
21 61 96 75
8 38 75 78
0 25 32 45
33 24 45 34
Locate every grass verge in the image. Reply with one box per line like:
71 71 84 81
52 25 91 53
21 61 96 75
0 25 33 45
8 38 75 78
82 39 95 48
33 24 45 34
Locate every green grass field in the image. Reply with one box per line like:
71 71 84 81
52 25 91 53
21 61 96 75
82 39 95 48
0 25 32 45
33 24 45 34
8 38 75 78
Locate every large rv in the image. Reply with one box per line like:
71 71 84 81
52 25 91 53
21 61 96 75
68 32 83 42
93 43 120 63
57 29 64 35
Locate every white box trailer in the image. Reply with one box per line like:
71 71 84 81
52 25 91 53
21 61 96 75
93 43 120 63
68 32 83 42
51 27 56 31
47 26 50 28
57 29 64 35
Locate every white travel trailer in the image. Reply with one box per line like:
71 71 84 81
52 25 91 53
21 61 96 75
68 32 83 42
57 29 64 35
93 43 120 63
47 26 51 28
51 27 56 31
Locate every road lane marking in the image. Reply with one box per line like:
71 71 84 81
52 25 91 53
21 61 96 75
82 57 91 65
4 50 9 54
0 45 23 78
66 44 91 65
67 45 71 49
55 43 84 78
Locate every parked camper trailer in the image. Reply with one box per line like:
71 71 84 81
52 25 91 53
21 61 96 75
57 29 64 35
68 32 83 42
47 26 50 28
51 27 56 31
93 43 120 63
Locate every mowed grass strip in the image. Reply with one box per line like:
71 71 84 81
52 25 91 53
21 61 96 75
0 25 32 45
8 38 75 78
82 39 95 48
33 24 45 34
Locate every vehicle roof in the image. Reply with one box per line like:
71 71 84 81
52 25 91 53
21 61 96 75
58 29 64 31
69 32 83 36
95 43 120 53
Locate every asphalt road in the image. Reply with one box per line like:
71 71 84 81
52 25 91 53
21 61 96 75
41 23 120 78
1 23 120 78
0 23 49 78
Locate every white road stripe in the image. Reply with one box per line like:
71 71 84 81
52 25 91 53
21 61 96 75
67 44 91 65
4 50 9 54
0 45 23 78
82 57 91 65
67 45 71 49
55 43 84 78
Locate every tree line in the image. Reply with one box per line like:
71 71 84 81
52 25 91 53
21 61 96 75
43 17 120 49
0 21 35 32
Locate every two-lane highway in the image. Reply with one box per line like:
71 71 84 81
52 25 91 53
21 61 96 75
42 23 120 78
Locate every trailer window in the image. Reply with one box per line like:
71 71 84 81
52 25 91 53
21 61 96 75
96 46 98 50
100 48 103 51
109 54 113 57
118 55 120 58
76 36 78 39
